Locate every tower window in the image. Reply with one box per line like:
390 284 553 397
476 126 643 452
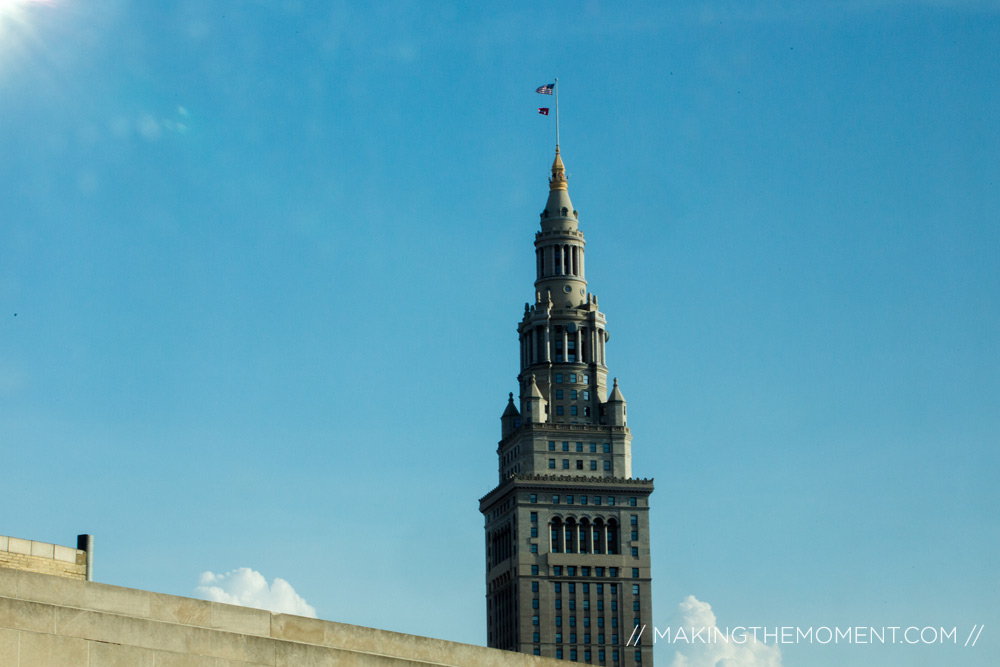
562 442 569 451
555 374 563 383
531 512 538 522
571 406 578 416
630 515 638 525
604 461 611 471
633 568 639 578
548 441 555 451
556 390 564 399
549 459 555 469
583 390 590 400
576 442 583 452
556 406 564 415
576 460 583 470
603 443 611 453
562 459 569 469
571 390 578 399
590 461 597 471
630 497 638 506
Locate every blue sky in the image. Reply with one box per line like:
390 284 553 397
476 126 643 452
2 1 998 665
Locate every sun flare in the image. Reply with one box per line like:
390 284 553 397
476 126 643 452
0 0 51 59
0 0 48 25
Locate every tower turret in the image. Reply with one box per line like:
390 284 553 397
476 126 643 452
606 377 627 427
501 393 521 438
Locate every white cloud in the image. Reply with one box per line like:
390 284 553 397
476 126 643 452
670 596 782 667
195 567 317 618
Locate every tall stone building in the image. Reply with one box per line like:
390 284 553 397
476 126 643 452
480 148 654 666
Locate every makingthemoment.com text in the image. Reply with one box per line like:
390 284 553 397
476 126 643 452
626 624 985 646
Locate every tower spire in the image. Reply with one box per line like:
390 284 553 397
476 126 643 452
549 145 568 191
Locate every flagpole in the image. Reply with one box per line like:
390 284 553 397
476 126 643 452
554 78 560 148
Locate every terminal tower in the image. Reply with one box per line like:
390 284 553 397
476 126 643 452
480 147 655 666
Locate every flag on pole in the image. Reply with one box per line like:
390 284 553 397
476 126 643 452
536 83 555 94
538 108 550 115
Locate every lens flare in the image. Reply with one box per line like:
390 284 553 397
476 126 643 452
0 0 55 79
0 0 50 34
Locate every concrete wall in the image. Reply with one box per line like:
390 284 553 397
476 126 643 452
0 566 562 667
0 536 86 581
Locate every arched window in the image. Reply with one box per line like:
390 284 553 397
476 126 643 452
579 518 591 554
593 519 605 554
550 518 563 553
565 517 577 554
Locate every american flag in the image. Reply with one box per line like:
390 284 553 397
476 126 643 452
536 83 555 95
538 108 550 115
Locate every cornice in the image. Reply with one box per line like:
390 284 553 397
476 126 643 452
498 421 630 449
479 473 654 506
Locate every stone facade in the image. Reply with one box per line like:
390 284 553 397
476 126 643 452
480 149 654 666
0 535 88 582
0 566 564 666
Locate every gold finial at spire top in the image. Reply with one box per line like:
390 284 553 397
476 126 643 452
549 145 568 191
